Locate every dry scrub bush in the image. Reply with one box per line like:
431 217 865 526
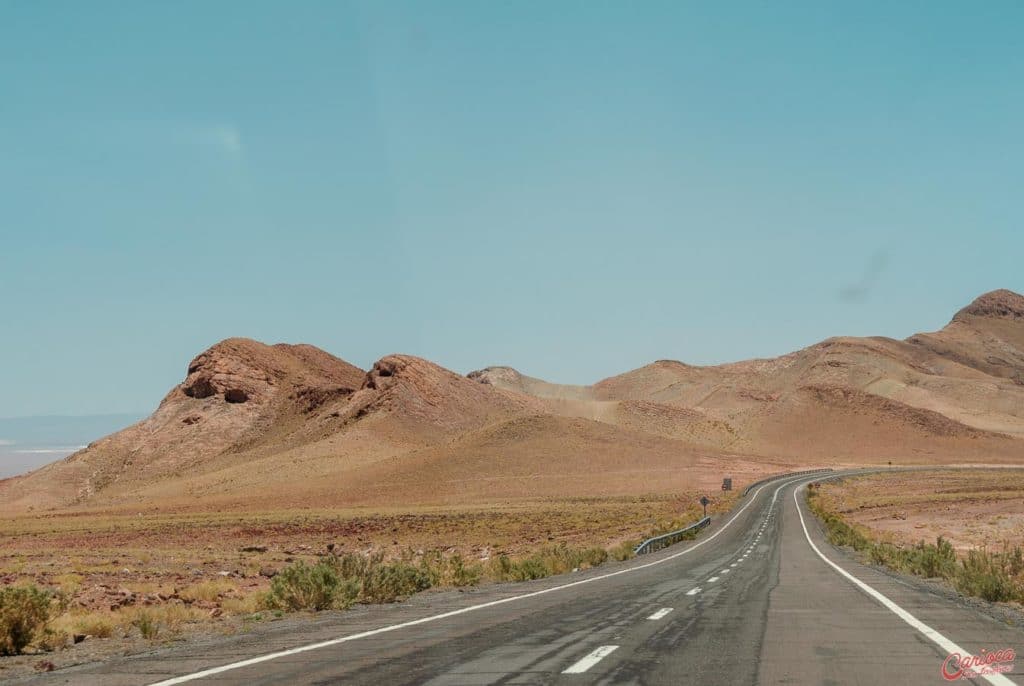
0 585 61 655
488 544 612 582
264 560 361 611
807 485 1024 605
265 535 668 614
179 580 234 603
126 604 205 640
51 611 116 639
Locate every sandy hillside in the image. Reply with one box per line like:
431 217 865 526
2 290 1022 514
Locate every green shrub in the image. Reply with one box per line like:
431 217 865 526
267 539 623 616
361 561 433 603
489 555 515 581
266 560 360 611
485 543 616 583
809 488 1024 606
907 537 957 578
331 552 370 580
132 610 160 640
534 544 575 575
610 541 636 561
580 547 609 568
1005 545 1024 577
416 551 445 587
510 557 549 581
869 541 899 568
956 550 1019 602
446 555 483 587
0 585 58 655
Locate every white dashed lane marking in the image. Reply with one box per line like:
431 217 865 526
148 474 813 686
647 608 673 620
563 645 619 674
708 576 720 583
686 588 701 596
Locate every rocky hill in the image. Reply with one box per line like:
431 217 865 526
2 290 1021 513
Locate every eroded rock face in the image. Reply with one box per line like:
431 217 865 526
364 356 405 391
356 354 538 433
955 289 1024 321
182 340 276 405
467 366 522 387
224 389 249 404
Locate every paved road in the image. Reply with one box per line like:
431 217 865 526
15 472 1024 685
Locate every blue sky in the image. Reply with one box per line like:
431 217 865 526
1 1 1022 418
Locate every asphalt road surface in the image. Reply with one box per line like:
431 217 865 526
14 472 1024 685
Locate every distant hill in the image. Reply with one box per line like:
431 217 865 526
2 290 1022 513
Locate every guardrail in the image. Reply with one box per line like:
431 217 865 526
632 469 835 556
741 468 834 496
633 516 711 556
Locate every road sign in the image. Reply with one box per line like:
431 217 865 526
700 495 710 517
722 477 733 491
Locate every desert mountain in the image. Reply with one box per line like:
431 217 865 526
632 292 1020 433
472 290 1024 459
0 343 546 512
0 339 365 510
2 290 1022 513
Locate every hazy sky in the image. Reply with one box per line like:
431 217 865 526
2 1 1022 418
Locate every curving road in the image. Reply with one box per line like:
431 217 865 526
16 472 1024 685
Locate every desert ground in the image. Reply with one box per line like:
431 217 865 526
0 492 743 677
811 468 1024 552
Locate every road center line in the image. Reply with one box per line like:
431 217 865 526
562 645 619 674
792 485 1016 686
647 607 673 620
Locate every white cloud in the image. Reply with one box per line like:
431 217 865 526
0 439 13 446
196 124 244 155
102 120 246 157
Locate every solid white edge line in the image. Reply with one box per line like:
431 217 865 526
147 475 807 686
792 485 1016 686
562 645 619 674
647 607 673 620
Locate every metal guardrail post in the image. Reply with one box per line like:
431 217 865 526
633 516 711 556
631 469 835 556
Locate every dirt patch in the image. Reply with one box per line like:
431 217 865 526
814 468 1024 553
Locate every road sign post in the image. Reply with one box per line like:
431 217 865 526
700 495 710 518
